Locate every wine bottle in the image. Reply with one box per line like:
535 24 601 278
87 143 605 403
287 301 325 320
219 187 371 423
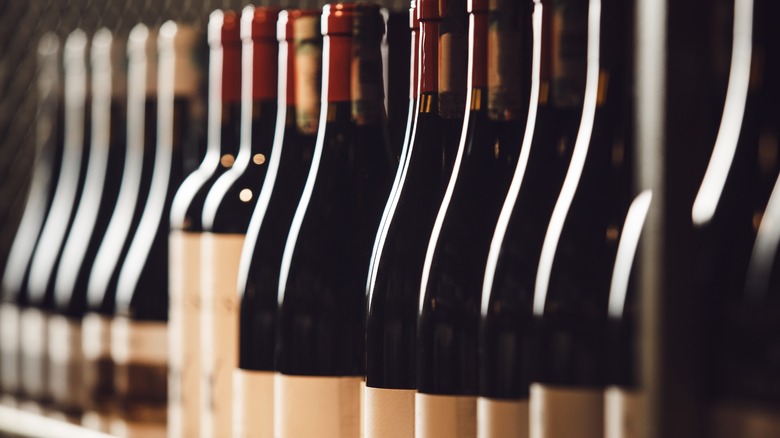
416 0 529 434
111 21 205 437
0 33 63 403
604 191 652 438
42 27 127 421
80 24 165 432
167 11 239 438
20 29 90 407
199 6 280 438
696 0 780 434
477 0 571 435
364 0 465 435
275 4 395 437
531 0 632 436
234 8 322 438
384 6 412 158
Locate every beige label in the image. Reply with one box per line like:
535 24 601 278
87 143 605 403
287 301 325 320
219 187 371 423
233 369 274 438
530 383 604 438
112 416 168 438
168 231 202 438
364 387 415 438
48 315 85 410
415 393 477 438
275 374 362 438
19 307 48 399
710 400 780 438
111 318 167 365
0 304 20 393
82 313 112 360
605 386 642 438
200 233 244 438
478 397 529 438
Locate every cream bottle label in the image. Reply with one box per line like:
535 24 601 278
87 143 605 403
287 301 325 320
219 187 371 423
20 307 48 400
233 369 274 438
48 314 85 411
275 374 362 438
605 386 642 438
111 317 168 431
200 232 244 438
415 393 477 438
478 397 529 438
530 383 604 438
168 230 202 438
0 304 20 395
364 386 415 438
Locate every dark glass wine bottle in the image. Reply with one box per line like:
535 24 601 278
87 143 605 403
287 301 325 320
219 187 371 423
43 28 127 421
21 29 90 407
697 1 780 435
385 6 412 158
234 9 322 438
0 33 63 402
80 24 168 432
199 6 279 438
477 0 577 435
604 190 652 438
110 22 205 437
275 4 395 437
530 0 633 436
363 3 419 437
416 0 528 434
166 11 239 438
364 0 465 435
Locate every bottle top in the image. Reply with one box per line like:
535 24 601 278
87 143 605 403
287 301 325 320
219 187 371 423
322 2 356 36
242 6 282 42
279 9 322 42
418 0 452 21
469 0 488 13
410 1 420 29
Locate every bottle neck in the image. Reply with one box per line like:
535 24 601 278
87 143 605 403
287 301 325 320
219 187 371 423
351 35 386 126
253 38 278 101
325 34 352 103
294 27 323 135
409 27 420 99
487 1 530 120
470 12 488 92
418 20 439 95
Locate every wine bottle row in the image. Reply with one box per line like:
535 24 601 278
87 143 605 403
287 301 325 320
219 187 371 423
0 0 778 437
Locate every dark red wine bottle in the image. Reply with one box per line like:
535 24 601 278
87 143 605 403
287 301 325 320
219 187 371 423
416 0 528 434
385 6 413 158
530 0 632 436
166 11 239 438
604 190 652 438
80 24 171 432
363 0 418 438
275 4 395 437
110 22 205 436
0 33 63 402
478 0 579 434
364 0 465 435
20 29 90 407
698 1 780 434
43 28 128 421
234 9 322 438
199 6 280 438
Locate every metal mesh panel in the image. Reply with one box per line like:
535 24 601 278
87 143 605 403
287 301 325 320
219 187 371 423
0 0 407 273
